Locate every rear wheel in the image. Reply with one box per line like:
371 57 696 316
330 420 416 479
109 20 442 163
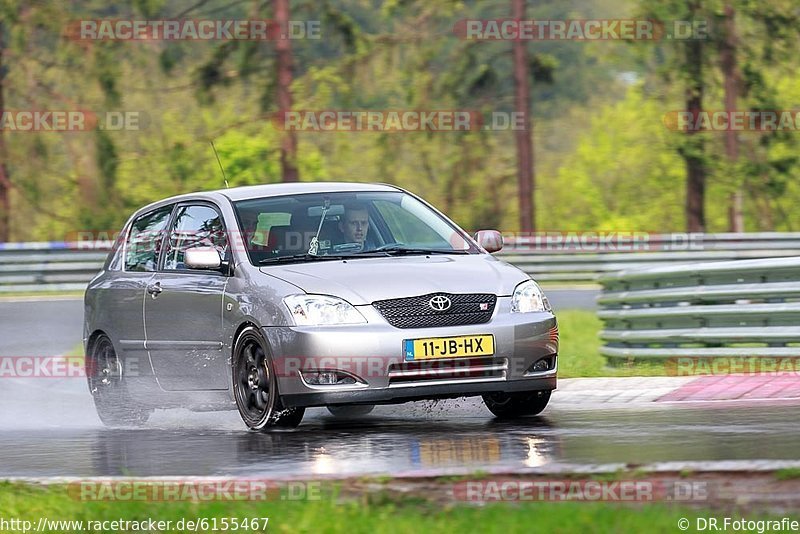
482 390 552 418
232 326 304 430
87 336 152 427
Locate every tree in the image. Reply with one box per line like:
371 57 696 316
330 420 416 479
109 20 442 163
274 0 299 182
512 0 534 233
720 1 742 232
635 0 712 232
683 1 707 232
722 0 800 231
0 21 11 242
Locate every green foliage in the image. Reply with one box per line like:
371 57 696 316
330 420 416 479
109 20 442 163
95 129 118 193
93 44 123 107
210 131 281 188
775 468 800 480
1 0 799 239
548 87 686 231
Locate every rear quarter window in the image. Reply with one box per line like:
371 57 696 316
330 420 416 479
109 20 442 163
124 206 174 272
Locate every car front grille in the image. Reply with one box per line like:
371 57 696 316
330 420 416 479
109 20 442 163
372 293 497 329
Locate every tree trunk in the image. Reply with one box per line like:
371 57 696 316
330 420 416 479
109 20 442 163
512 0 534 233
683 7 705 233
0 22 11 242
721 1 743 232
274 0 299 182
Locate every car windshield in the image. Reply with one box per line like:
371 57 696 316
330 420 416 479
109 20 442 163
233 191 479 265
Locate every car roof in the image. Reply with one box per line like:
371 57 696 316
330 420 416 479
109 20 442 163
131 182 403 218
218 181 401 201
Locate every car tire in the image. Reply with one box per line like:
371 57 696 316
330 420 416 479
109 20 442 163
482 390 552 418
327 405 375 418
232 326 305 431
87 335 152 427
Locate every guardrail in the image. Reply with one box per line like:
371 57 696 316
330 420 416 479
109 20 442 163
496 232 800 282
0 242 108 293
1 233 800 292
597 257 800 359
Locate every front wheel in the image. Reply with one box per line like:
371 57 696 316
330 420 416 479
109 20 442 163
87 336 152 427
482 390 552 418
232 326 304 431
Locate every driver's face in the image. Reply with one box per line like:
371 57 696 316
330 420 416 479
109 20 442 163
340 209 369 244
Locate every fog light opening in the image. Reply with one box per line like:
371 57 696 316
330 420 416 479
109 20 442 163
528 356 555 374
532 359 550 372
301 370 363 386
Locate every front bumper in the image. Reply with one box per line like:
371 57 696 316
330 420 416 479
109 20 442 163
281 376 557 408
263 297 558 409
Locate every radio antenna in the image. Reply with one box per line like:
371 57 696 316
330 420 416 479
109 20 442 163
210 141 229 189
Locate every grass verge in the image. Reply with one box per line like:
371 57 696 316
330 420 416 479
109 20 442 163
557 310 666 378
0 482 783 534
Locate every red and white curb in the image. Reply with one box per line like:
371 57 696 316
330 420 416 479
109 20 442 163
554 375 800 406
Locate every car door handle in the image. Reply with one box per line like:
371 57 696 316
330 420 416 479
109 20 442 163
146 282 162 297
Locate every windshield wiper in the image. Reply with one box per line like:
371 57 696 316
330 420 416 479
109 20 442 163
259 248 467 264
258 254 347 265
258 251 393 264
360 246 469 256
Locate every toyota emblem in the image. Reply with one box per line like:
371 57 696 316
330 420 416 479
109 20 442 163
428 295 452 312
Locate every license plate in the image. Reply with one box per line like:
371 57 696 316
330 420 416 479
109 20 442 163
403 334 494 361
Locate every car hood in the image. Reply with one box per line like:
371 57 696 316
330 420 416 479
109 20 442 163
259 254 528 304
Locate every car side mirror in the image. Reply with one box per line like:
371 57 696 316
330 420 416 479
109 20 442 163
184 247 223 270
474 230 503 253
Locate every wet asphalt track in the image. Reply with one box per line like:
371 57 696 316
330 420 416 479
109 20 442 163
2 294 799 479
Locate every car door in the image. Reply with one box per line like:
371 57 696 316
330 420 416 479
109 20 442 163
108 205 174 368
144 202 230 391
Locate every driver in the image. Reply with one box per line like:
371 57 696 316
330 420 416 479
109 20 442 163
338 202 370 250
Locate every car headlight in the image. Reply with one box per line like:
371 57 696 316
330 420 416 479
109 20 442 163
511 280 551 313
283 294 367 326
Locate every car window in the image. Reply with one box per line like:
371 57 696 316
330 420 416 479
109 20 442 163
164 204 228 271
374 199 449 247
124 206 173 272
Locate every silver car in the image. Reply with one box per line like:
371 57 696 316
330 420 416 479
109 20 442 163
84 182 558 430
